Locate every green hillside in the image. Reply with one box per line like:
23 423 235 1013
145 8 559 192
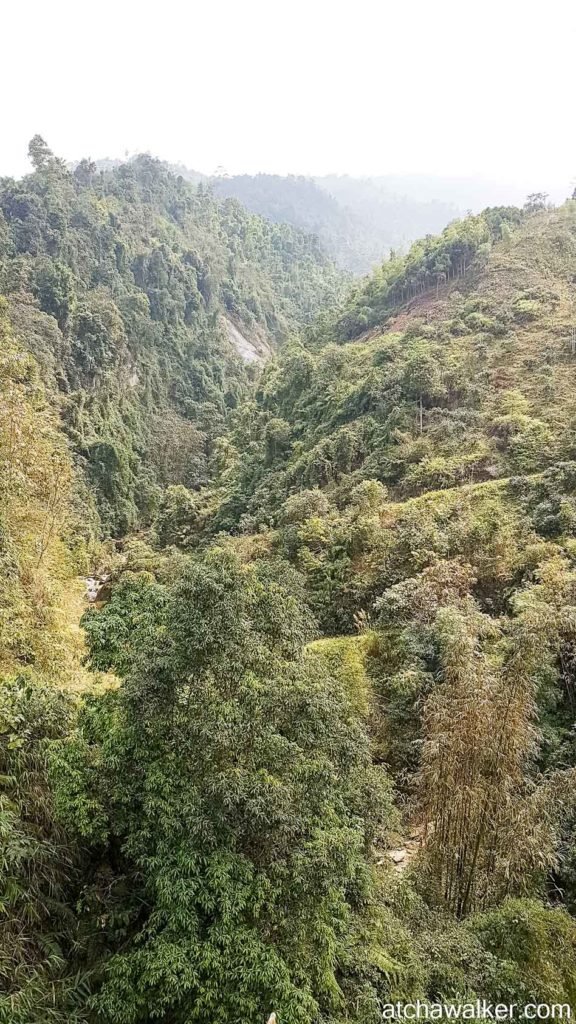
216 203 576 529
4 160 576 1024
0 140 344 535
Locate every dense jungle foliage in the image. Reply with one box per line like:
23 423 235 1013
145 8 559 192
2 144 576 1023
0 137 344 536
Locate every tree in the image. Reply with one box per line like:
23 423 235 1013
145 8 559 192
524 192 549 213
27 134 55 171
31 259 76 329
154 483 201 547
0 675 88 1023
417 567 576 917
73 158 97 186
0 302 75 677
51 551 394 1024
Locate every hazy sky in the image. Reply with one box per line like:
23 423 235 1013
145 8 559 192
3 0 575 201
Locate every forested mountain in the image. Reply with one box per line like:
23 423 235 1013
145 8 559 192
0 139 344 536
212 173 458 274
3 146 576 1024
73 164 461 275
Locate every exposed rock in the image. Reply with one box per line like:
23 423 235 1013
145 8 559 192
222 316 271 365
85 575 111 603
382 826 426 872
388 848 407 865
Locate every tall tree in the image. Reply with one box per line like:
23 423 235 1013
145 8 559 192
51 552 394 1024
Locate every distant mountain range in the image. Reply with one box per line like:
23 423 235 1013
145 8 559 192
211 173 460 274
79 159 569 275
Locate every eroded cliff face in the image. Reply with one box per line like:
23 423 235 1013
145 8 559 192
222 316 272 365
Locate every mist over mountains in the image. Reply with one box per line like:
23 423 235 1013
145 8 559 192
78 158 536 274
210 173 459 274
73 156 572 275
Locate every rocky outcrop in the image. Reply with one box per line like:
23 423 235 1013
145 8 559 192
223 317 271 365
85 575 111 603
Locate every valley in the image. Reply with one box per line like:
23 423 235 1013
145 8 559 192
2 142 576 1024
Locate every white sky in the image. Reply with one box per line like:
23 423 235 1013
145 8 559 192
2 0 575 201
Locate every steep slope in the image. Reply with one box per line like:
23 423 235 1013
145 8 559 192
0 141 344 534
195 202 576 920
211 203 576 622
225 205 576 503
212 172 459 274
0 301 88 682
211 172 378 273
96 199 576 946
